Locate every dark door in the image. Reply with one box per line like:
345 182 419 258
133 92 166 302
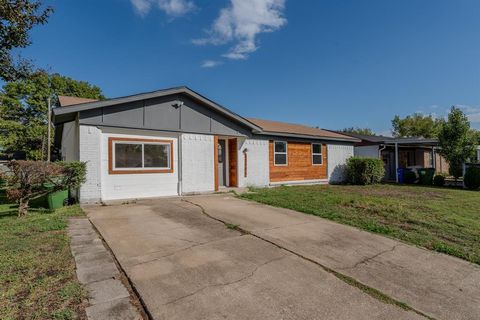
228 138 238 187
218 140 226 186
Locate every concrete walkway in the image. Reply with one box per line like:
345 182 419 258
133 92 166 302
68 218 143 320
188 194 480 320
86 199 425 320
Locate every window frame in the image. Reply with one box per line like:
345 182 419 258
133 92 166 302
108 137 174 174
311 143 323 165
273 141 288 166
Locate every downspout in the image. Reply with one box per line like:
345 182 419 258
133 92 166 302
378 144 386 158
178 134 183 196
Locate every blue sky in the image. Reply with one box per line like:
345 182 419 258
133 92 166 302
23 0 480 134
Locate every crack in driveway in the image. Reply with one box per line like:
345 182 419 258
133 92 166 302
128 235 245 267
163 256 287 306
339 244 403 270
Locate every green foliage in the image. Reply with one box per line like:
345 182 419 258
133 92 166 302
391 113 442 138
438 107 477 179
342 127 375 136
464 166 480 190
346 157 385 185
0 71 105 160
0 205 86 319
403 170 416 184
433 174 446 187
3 160 87 216
0 0 53 81
56 161 87 189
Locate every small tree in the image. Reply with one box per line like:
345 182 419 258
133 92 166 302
438 107 476 180
2 160 86 217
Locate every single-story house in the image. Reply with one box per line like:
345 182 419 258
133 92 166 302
53 87 359 203
340 133 449 181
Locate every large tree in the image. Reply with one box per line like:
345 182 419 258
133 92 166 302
391 113 442 138
437 107 477 179
342 127 375 136
0 71 105 159
0 0 53 81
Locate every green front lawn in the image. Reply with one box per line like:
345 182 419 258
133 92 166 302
0 204 87 320
241 184 480 265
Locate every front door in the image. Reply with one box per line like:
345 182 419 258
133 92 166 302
217 140 226 187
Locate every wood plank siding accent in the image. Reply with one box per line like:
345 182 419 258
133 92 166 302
269 141 328 182
228 138 238 187
214 136 219 191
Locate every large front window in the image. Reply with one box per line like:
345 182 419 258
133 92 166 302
274 141 288 166
109 138 173 174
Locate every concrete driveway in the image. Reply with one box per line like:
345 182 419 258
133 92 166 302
85 195 480 320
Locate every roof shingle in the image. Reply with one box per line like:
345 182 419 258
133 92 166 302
247 118 357 141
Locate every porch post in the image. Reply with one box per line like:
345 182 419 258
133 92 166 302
395 143 399 183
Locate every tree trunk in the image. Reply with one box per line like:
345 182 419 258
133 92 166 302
18 198 29 217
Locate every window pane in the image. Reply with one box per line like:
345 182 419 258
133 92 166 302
275 141 286 153
144 144 170 168
275 154 287 165
115 144 142 168
313 154 323 165
312 144 322 154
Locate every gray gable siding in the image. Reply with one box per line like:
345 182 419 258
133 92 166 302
78 93 251 137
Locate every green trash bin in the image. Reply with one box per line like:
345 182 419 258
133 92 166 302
47 189 68 209
30 184 68 210
418 168 435 185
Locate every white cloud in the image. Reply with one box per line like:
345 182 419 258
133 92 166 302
201 60 222 68
194 0 287 60
130 0 195 17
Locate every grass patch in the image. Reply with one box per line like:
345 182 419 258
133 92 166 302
226 223 240 230
241 184 480 265
0 204 87 320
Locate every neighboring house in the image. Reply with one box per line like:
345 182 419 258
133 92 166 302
342 133 449 181
53 87 359 203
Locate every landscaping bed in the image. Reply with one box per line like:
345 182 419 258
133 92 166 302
241 184 480 265
0 204 87 320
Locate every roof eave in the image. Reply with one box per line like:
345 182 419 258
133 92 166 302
52 86 262 132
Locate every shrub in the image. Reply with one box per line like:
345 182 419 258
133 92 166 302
346 157 385 185
4 161 87 217
464 166 480 190
433 174 446 187
403 170 417 184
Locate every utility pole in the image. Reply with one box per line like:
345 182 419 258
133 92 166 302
47 97 51 162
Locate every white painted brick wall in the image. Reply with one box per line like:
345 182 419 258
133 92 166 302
79 125 102 203
100 128 179 201
181 134 215 194
328 144 354 183
238 138 270 188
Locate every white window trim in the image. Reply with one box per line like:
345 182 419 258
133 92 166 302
112 141 172 171
312 143 323 165
274 141 288 166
